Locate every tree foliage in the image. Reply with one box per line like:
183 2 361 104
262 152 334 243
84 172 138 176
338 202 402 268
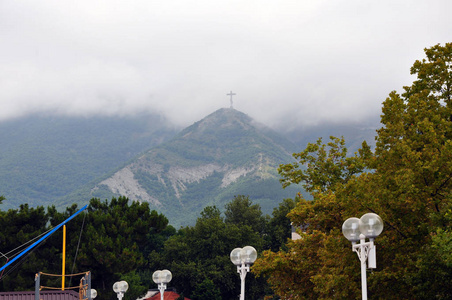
1 194 293 299
278 136 371 193
0 197 172 300
253 42 452 299
151 198 268 300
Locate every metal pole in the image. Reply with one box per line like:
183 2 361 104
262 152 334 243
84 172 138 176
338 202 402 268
359 235 367 300
62 225 66 290
159 283 166 300
35 273 40 300
87 272 92 300
240 272 245 300
239 262 248 300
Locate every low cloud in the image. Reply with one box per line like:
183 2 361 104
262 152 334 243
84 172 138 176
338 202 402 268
1 0 450 131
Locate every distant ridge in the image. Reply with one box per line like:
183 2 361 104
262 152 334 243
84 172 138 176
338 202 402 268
0 114 176 210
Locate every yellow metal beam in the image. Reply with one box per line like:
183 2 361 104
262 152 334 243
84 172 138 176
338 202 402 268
62 225 66 290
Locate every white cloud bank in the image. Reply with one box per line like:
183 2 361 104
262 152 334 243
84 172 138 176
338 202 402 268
1 0 451 130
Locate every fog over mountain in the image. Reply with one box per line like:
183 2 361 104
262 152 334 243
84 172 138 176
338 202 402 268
1 1 451 132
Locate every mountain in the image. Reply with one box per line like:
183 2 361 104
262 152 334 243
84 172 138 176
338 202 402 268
84 108 301 226
0 114 177 210
1 109 376 227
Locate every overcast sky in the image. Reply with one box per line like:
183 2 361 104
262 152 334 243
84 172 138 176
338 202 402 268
1 0 451 131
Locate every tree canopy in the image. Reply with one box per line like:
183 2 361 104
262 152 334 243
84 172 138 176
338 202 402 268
1 194 293 299
0 197 172 300
253 42 452 299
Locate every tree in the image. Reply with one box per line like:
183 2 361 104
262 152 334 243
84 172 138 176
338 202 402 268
224 195 268 234
191 278 222 300
73 197 169 300
265 198 297 252
0 197 173 297
253 42 452 299
278 136 371 193
154 198 270 300
0 204 55 291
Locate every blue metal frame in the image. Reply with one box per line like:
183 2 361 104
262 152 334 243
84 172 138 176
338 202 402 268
0 204 88 273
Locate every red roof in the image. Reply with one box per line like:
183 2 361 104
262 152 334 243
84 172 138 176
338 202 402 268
147 291 190 300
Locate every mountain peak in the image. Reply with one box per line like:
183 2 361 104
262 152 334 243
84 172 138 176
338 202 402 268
93 108 299 226
178 108 254 139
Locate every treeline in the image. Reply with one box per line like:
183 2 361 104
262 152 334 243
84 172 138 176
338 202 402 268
0 195 294 300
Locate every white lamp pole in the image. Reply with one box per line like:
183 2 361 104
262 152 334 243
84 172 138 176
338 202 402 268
230 246 257 300
153 269 172 300
342 213 384 300
113 281 129 300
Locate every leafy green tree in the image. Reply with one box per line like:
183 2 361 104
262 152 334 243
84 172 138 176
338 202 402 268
154 199 269 299
73 197 169 300
119 270 148 300
253 42 452 299
265 198 297 252
224 195 268 234
191 278 222 300
278 136 371 193
0 197 173 297
0 204 60 291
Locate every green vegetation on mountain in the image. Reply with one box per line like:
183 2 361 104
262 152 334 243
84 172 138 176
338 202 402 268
0 115 176 210
87 108 301 226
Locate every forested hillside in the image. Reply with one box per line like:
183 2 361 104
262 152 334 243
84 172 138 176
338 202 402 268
85 108 302 226
0 114 176 209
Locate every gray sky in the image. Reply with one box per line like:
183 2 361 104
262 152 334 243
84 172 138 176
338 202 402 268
1 0 451 131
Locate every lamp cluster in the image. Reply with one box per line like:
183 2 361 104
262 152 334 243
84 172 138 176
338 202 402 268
342 213 384 242
342 213 384 300
230 246 257 300
230 246 258 266
153 270 172 300
113 281 129 300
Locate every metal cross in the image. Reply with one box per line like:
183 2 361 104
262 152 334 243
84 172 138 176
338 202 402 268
227 91 236 108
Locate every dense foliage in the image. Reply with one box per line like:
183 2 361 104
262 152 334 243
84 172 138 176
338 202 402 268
253 43 452 299
0 195 294 299
0 197 171 299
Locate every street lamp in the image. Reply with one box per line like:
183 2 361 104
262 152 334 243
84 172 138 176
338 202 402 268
230 246 257 300
342 213 384 300
113 280 129 300
152 269 172 300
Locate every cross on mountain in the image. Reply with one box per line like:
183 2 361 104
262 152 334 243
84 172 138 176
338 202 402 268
227 91 236 108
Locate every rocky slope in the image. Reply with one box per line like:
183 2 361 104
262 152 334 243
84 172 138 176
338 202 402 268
90 108 300 226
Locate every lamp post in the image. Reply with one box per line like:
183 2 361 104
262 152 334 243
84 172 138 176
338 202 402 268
230 246 257 300
342 213 384 300
152 269 172 300
113 281 129 300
